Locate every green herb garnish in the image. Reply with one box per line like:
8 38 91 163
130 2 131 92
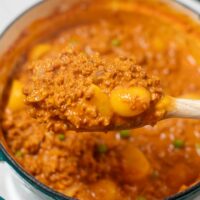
151 170 159 179
136 196 146 200
111 38 121 47
68 37 78 48
97 144 108 154
58 134 65 141
172 139 185 149
119 130 130 138
15 150 23 157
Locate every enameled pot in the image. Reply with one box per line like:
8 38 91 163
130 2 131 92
0 1 200 199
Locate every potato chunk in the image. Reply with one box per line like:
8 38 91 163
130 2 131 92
7 80 25 111
121 143 150 182
90 84 113 117
92 179 122 200
110 87 151 117
29 44 51 60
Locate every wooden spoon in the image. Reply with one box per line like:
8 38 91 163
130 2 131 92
166 98 200 120
22 49 200 131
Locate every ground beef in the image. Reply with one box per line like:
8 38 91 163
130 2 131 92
24 49 163 131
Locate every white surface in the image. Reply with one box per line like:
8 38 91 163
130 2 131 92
176 0 200 13
0 163 43 200
0 0 41 34
0 0 200 200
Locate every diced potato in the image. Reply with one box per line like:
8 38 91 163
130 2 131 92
90 84 113 117
77 180 122 200
153 37 165 51
7 80 25 111
121 143 150 182
91 179 121 200
64 184 81 197
110 1 121 11
109 1 133 12
110 87 151 117
29 44 51 60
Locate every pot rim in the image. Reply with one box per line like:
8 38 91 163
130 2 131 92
0 2 75 199
0 1 200 200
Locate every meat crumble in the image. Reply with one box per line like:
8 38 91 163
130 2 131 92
24 49 163 131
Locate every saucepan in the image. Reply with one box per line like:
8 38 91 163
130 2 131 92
0 0 200 199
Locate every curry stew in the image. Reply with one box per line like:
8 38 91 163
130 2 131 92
24 49 163 131
2 1 200 200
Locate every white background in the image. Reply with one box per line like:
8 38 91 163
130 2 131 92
0 0 40 34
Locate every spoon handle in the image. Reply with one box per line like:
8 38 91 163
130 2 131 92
167 98 200 119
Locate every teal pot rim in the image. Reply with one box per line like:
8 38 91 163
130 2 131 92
0 0 200 200
0 143 75 200
0 1 76 199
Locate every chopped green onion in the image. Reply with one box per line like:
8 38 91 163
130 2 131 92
15 150 23 157
172 139 185 149
97 144 108 154
136 196 146 200
68 38 78 48
119 130 130 138
69 39 77 44
151 170 159 178
58 134 65 141
111 38 121 47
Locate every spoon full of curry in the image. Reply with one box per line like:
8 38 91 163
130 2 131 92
22 48 200 131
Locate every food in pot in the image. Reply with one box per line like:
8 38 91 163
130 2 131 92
2 0 200 199
24 49 163 131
